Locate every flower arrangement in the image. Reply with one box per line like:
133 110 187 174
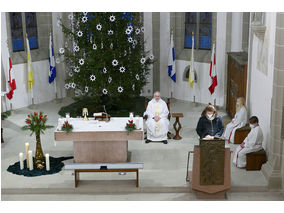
61 121 73 133
125 120 136 135
21 112 53 169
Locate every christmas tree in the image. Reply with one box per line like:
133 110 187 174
60 12 154 109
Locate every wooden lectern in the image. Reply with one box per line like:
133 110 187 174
191 138 231 199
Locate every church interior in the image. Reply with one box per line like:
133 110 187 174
1 2 284 207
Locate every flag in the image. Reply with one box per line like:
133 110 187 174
49 32 56 83
188 33 195 88
168 32 176 82
209 43 217 95
26 35 34 92
6 57 17 100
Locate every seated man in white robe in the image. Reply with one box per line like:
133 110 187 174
233 116 263 168
224 97 248 143
144 91 169 144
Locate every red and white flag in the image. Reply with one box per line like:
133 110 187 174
6 57 17 100
208 43 217 95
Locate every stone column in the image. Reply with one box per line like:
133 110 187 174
152 13 160 94
261 12 284 190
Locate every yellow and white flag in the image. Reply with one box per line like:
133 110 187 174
26 35 34 92
188 32 195 88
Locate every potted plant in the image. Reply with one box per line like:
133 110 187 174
21 112 53 169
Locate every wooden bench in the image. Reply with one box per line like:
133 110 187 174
246 149 267 171
234 124 251 144
65 163 144 187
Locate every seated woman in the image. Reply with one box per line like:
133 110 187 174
223 97 248 143
196 104 224 139
233 116 263 168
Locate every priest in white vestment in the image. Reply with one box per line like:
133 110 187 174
233 116 263 168
144 91 169 144
224 97 248 143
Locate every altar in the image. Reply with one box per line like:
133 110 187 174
54 117 143 163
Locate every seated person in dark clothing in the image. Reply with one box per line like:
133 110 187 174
196 103 224 139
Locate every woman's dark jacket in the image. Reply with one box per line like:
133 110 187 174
196 115 224 139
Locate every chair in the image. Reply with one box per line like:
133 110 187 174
246 149 267 171
234 124 251 144
143 97 172 139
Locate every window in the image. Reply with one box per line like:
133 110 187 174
184 12 212 50
25 12 38 49
10 12 24 52
9 12 39 52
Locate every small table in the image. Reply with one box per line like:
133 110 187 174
171 113 184 140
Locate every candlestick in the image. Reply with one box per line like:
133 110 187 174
25 143 29 168
19 152 24 170
45 153 50 171
28 150 33 170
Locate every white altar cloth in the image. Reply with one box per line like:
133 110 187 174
56 117 143 132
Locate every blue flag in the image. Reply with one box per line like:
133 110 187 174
168 32 176 82
49 32 56 83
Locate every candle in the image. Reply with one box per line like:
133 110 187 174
45 153 50 171
28 150 33 170
25 143 29 168
19 153 24 170
135 117 140 129
129 112 134 121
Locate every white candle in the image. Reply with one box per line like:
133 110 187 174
129 112 134 121
135 117 140 129
25 143 29 168
28 150 33 170
19 153 24 170
45 153 50 171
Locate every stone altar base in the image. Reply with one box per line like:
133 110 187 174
74 141 128 163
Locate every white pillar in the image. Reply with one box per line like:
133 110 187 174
231 12 243 52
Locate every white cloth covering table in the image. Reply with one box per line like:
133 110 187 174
54 117 143 163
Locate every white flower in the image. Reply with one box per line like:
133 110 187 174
56 58 60 64
110 43 113 49
109 15 116 22
85 86 89 93
141 26 145 33
119 66 126 73
75 89 81 97
69 71 73 77
124 50 127 56
102 88 108 95
108 77 112 83
93 43 97 50
112 59 118 66
127 25 133 32
74 66 80 73
101 42 103 49
82 16 88 23
68 82 72 88
96 23 102 31
74 45 80 52
140 57 146 64
68 14 73 20
64 83 70 89
135 28 140 35
79 58 84 66
77 31 83 37
132 84 135 91
117 86 123 93
83 12 88 16
108 30 113 35
65 41 68 48
90 74 96 81
127 37 133 43
125 29 132 35
149 54 154 60
136 74 140 80
133 39 137 45
71 82 76 88
103 67 107 73
59 48 65 54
